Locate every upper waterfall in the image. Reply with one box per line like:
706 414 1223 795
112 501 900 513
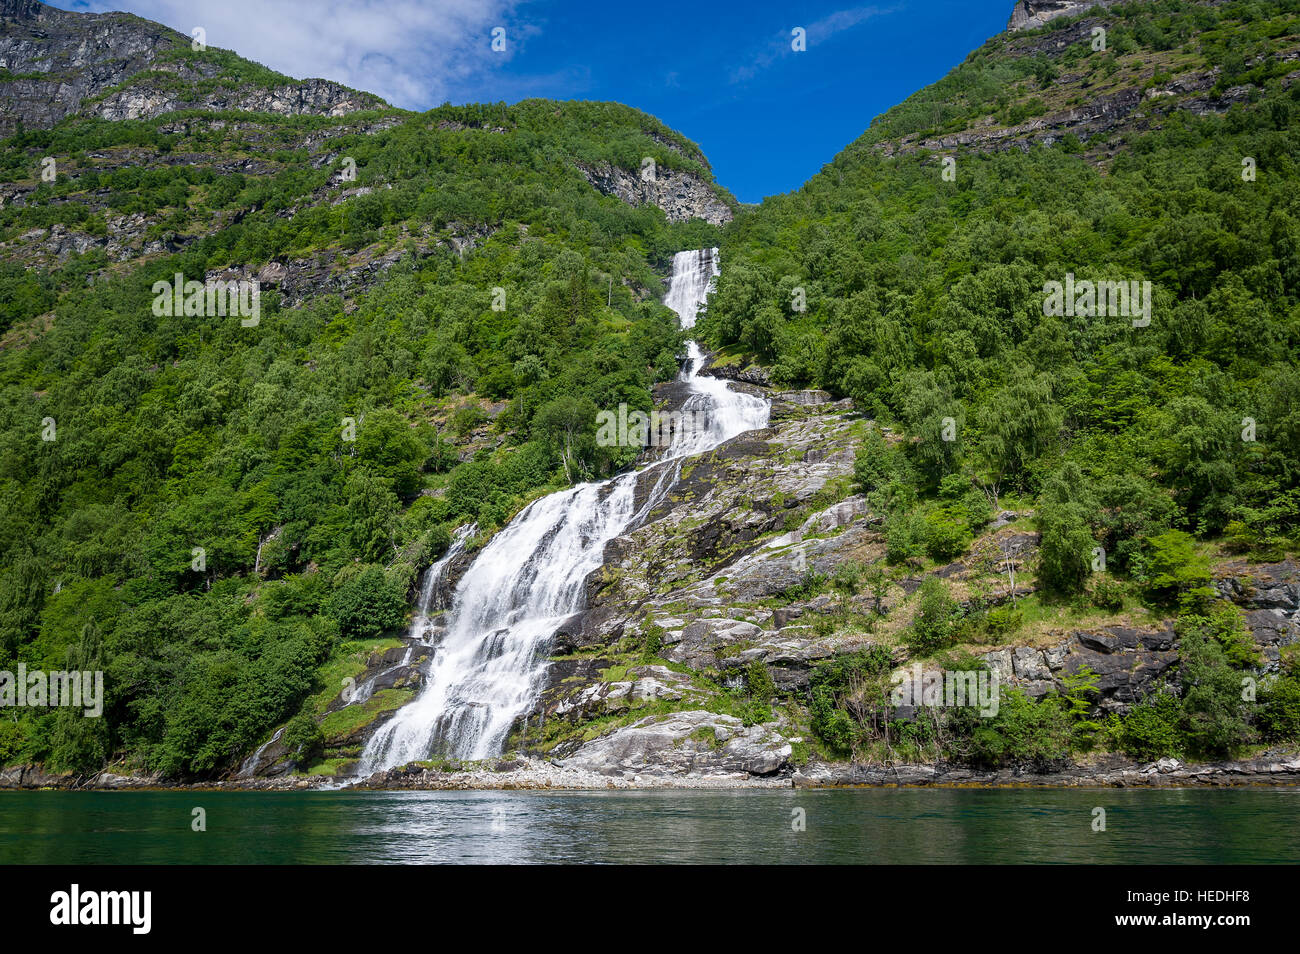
664 247 718 330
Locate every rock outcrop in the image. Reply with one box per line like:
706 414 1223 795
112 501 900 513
976 559 1300 711
795 749 1300 788
1007 0 1127 32
874 0 1295 163
577 160 733 225
561 710 792 779
0 0 382 135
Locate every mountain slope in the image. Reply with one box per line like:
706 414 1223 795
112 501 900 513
2 0 1298 787
682 0 1300 773
0 2 735 777
869 0 1300 163
0 0 380 135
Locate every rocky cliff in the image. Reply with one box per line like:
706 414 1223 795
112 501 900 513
1007 1 1125 32
873 0 1299 164
577 160 734 225
0 0 381 135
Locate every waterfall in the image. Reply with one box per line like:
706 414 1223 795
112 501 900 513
345 524 476 708
409 523 477 641
355 248 769 773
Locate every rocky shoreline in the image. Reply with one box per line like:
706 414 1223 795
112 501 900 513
5 749 1298 792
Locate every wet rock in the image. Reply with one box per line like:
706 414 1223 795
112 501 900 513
560 710 791 778
702 364 772 388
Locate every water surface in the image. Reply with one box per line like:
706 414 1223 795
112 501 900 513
2 788 1297 864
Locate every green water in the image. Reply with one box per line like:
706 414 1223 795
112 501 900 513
2 788 1297 864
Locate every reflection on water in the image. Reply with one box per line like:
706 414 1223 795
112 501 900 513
2 788 1298 864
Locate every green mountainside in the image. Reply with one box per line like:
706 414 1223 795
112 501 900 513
0 1 733 775
1 0 1298 783
687 0 1300 770
705 0 1299 549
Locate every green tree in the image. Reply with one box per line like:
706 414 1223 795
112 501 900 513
48 621 110 774
327 566 407 639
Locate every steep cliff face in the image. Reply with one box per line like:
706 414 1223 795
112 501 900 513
1007 0 1124 32
0 0 381 135
577 160 734 225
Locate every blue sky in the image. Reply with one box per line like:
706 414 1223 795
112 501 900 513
56 0 1013 202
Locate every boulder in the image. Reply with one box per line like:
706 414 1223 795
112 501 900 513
560 710 792 778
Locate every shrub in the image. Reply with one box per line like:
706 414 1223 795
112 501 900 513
282 712 324 766
1138 530 1212 608
885 509 925 565
782 568 827 601
807 648 893 757
1090 576 1126 612
907 577 960 655
640 622 665 661
831 560 863 595
1178 625 1252 759
1061 666 1103 748
1178 603 1258 669
983 603 1024 641
0 720 26 766
958 689 1072 768
1259 673 1300 742
923 507 972 562
1037 502 1094 596
853 428 895 495
450 405 486 437
812 698 857 757
746 661 777 704
327 565 408 639
1114 692 1184 761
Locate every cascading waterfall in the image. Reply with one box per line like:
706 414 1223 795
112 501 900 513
356 248 769 773
346 524 476 708
409 524 477 641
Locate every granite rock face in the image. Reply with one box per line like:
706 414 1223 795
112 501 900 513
1006 0 1127 32
978 560 1300 711
560 710 792 779
577 160 733 225
0 0 381 135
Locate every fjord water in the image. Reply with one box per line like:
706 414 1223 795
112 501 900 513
357 249 768 771
4 788 1298 864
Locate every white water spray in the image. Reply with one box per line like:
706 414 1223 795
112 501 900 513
356 248 768 772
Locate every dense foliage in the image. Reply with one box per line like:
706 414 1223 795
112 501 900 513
0 97 727 776
703 0 1300 576
696 0 1300 764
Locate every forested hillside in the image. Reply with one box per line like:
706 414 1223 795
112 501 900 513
704 0 1299 564
694 0 1300 763
3 0 1300 785
0 3 732 775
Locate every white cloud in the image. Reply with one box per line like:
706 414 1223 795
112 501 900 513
730 5 895 84
66 0 531 109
